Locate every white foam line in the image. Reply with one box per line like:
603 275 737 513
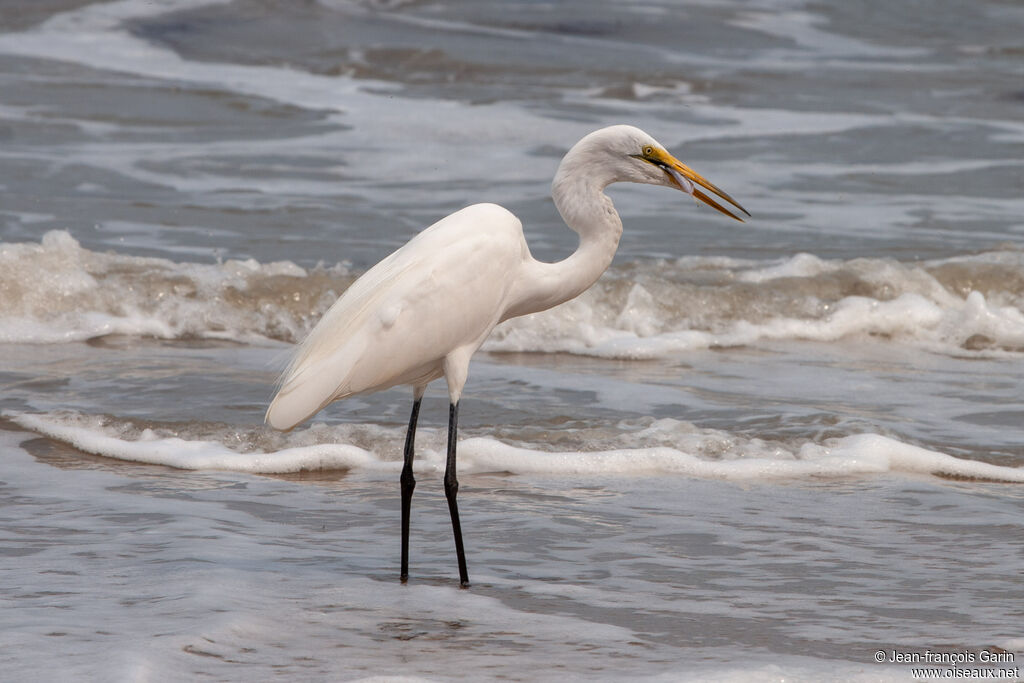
9 411 384 474
9 411 1024 483
460 435 1024 483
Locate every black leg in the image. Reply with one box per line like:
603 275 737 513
400 398 421 583
444 401 470 587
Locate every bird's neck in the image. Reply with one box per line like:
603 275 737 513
504 173 623 319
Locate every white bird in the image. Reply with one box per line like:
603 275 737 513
266 125 748 586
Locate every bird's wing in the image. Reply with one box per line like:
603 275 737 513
266 203 524 430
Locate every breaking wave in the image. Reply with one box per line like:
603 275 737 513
0 230 352 344
3 230 1023 357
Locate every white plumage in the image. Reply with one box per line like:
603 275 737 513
267 203 523 430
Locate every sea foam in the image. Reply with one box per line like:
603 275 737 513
486 250 1024 357
2 231 1023 357
8 410 1024 483
0 230 347 344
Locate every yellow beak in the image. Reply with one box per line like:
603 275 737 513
642 149 750 222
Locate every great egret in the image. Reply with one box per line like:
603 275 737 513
266 125 748 586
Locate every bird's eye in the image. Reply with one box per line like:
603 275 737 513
643 146 654 157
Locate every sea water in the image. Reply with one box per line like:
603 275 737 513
1 0 1023 680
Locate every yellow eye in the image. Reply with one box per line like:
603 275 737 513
643 145 654 157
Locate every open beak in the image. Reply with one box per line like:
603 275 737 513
644 149 750 222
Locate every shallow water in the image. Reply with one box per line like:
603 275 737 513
1 0 1023 680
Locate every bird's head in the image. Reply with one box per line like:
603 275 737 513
573 124 750 222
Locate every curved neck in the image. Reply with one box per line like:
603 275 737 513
504 172 623 320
